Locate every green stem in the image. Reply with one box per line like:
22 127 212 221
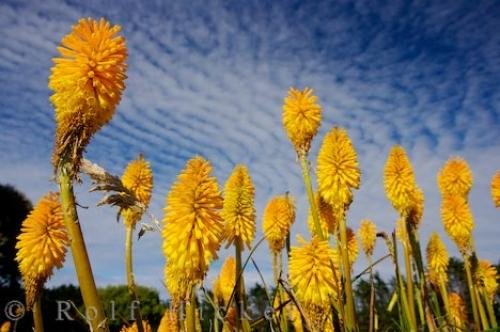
368 256 375 332
438 279 452 328
475 287 490 330
393 232 416 332
402 243 417 327
482 290 498 328
186 287 197 332
58 161 108 332
338 217 357 331
235 238 246 331
463 256 480 331
33 294 44 332
125 226 144 332
277 252 288 332
298 153 324 240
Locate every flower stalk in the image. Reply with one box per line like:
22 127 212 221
125 225 144 332
338 217 356 331
299 153 324 240
33 295 44 332
58 160 108 332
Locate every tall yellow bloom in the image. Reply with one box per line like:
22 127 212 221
282 87 322 155
121 155 153 227
213 277 223 305
437 157 473 198
358 219 377 257
157 309 179 332
162 156 224 285
15 193 69 309
218 256 236 305
440 195 473 252
346 227 358 266
306 193 338 236
383 145 417 214
426 232 449 286
491 171 500 208
222 165 255 249
49 18 127 172
317 127 361 208
289 236 337 306
262 195 296 254
474 259 498 300
119 321 152 332
448 292 467 330
164 263 189 306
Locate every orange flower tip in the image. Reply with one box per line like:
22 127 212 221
282 87 322 155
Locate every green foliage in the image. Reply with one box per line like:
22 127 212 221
353 273 399 331
98 284 166 331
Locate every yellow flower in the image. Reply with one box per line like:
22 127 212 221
121 155 153 227
303 303 332 331
222 165 255 249
218 257 236 305
317 127 361 208
223 307 237 332
448 292 466 330
426 232 449 286
262 195 296 254
0 321 11 332
15 193 69 309
162 157 224 284
383 146 417 214
357 219 377 257
158 309 178 332
119 321 152 332
164 263 189 306
306 193 338 236
49 18 127 172
288 303 304 332
345 227 358 267
437 157 473 198
289 236 337 306
282 87 322 155
491 171 500 208
475 259 498 300
440 195 473 253
407 186 424 228
273 292 303 332
213 277 223 305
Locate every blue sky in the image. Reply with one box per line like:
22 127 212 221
1 0 499 298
